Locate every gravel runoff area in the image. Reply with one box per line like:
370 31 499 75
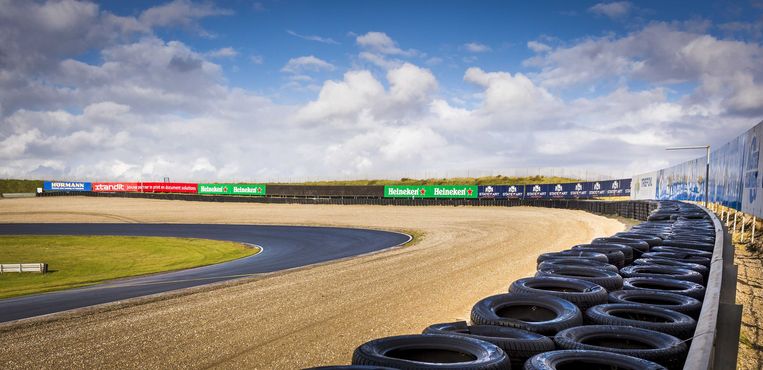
0 197 624 369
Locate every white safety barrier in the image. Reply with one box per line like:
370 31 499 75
0 263 48 273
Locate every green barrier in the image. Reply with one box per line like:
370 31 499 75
198 183 266 196
384 185 477 199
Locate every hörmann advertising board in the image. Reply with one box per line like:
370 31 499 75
43 181 92 192
198 183 266 196
384 185 477 198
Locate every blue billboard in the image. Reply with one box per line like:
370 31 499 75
43 181 92 192
478 185 524 199
478 180 631 199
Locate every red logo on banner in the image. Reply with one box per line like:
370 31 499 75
92 182 139 192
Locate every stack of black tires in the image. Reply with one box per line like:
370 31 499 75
309 201 715 370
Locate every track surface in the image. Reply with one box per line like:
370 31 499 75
0 223 410 323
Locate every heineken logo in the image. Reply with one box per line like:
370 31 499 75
420 188 426 195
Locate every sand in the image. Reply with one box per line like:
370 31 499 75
0 196 624 369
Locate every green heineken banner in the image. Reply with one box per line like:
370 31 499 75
384 185 477 199
198 183 266 196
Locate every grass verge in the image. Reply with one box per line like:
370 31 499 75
0 235 258 299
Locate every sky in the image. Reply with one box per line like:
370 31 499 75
1 0 763 182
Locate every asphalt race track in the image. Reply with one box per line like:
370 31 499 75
0 223 410 323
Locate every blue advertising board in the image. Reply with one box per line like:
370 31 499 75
525 183 549 199
43 181 92 192
478 180 631 199
478 185 524 199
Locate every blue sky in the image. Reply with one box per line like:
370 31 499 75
1 1 762 181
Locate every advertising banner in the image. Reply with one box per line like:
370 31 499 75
568 182 590 198
478 185 524 199
384 185 477 198
525 184 548 199
138 182 198 193
198 183 266 196
631 172 658 200
92 182 197 193
92 182 140 192
43 181 92 192
589 179 631 197
548 183 578 198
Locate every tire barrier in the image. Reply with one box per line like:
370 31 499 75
622 276 706 300
350 334 511 369
470 294 583 335
508 277 608 311
608 290 703 319
523 350 666 370
316 200 737 370
535 265 624 292
422 321 555 369
584 303 697 339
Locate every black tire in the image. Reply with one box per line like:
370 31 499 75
470 293 582 335
537 250 609 264
523 349 666 369
351 334 511 369
538 260 619 273
509 276 608 311
593 237 650 254
307 366 398 370
659 240 714 252
632 258 708 281
569 246 625 268
623 277 706 300
583 242 635 264
553 325 687 369
620 265 704 285
536 265 623 292
584 303 697 339
608 290 703 318
641 252 711 268
614 233 663 247
424 321 554 369
650 246 713 258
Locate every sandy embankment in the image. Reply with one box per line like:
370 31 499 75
0 197 623 369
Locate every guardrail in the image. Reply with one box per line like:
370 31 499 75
39 191 657 220
0 263 48 273
683 204 742 370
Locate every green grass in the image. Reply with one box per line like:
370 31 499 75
0 235 259 299
272 175 581 186
0 179 43 193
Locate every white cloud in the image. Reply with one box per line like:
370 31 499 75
526 22 763 116
207 47 238 58
588 1 633 19
527 41 552 53
250 54 264 64
138 0 232 29
1 5 762 182
463 42 491 53
356 31 418 56
286 30 339 45
281 55 335 73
